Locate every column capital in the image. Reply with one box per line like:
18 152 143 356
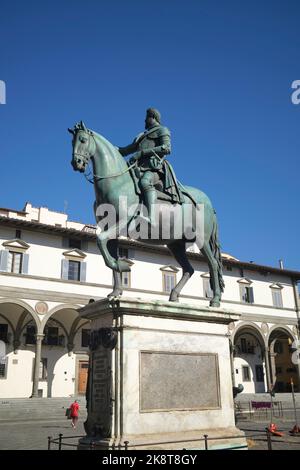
35 334 45 341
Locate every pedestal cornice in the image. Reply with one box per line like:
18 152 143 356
78 297 241 324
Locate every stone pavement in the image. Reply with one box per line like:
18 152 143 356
237 419 300 450
1 416 300 450
0 418 86 450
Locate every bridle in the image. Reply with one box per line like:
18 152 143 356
73 129 137 184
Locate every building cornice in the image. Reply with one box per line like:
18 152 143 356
0 215 300 280
0 272 297 313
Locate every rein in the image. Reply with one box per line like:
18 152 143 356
84 160 137 184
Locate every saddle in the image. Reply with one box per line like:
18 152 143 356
128 163 176 203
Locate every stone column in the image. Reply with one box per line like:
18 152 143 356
31 334 44 398
263 347 271 391
268 345 277 390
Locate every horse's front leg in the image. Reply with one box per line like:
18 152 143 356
95 223 131 273
106 240 123 299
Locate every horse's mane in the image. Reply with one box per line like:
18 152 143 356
91 129 125 166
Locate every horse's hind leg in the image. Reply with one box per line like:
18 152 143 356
199 241 221 307
167 241 194 302
107 239 123 299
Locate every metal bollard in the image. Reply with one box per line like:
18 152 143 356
124 440 129 450
48 436 51 450
265 428 272 451
203 434 208 450
58 433 63 450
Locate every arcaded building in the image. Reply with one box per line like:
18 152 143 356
0 203 299 398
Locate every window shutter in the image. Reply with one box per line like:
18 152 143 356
249 287 254 304
21 253 29 274
61 259 69 280
272 289 283 308
80 262 87 282
81 240 88 252
62 237 69 248
0 250 9 272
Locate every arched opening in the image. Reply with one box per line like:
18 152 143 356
0 301 38 398
233 326 266 393
268 328 299 393
41 307 91 397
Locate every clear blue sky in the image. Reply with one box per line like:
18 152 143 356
0 0 299 270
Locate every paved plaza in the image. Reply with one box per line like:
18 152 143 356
1 416 300 450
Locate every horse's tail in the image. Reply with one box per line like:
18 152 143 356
209 211 225 293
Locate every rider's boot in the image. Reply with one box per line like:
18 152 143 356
140 188 157 226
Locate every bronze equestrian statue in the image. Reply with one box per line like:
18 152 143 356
69 109 224 307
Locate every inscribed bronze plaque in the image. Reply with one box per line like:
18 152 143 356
140 351 220 411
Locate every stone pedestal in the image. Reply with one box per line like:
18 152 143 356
78 297 247 450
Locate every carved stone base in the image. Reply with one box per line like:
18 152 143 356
77 297 247 450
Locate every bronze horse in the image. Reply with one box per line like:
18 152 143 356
69 121 224 306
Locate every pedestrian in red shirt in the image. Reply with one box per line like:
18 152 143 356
69 400 80 429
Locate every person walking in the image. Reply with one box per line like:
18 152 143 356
69 399 80 429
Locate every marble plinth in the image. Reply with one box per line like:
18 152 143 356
77 297 246 450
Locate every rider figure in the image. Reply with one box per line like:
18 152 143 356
118 108 171 225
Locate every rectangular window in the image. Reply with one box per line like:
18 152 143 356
255 365 264 382
25 326 36 345
0 324 8 343
121 271 131 288
272 289 283 308
240 285 254 304
203 278 213 299
15 229 21 239
45 327 59 346
274 341 283 354
0 360 6 378
39 358 48 380
242 365 251 381
81 329 91 348
7 251 23 274
241 338 247 354
162 272 176 293
68 260 81 281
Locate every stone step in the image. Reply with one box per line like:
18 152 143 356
0 397 87 421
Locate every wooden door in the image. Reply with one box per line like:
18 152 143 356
78 361 88 394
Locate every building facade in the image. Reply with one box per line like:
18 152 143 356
0 202 299 398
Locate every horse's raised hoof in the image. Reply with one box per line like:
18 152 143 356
117 259 131 273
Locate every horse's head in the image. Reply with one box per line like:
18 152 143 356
68 121 95 173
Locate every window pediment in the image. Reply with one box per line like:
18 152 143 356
62 249 86 259
2 239 30 252
270 283 283 290
160 265 179 273
237 277 252 285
